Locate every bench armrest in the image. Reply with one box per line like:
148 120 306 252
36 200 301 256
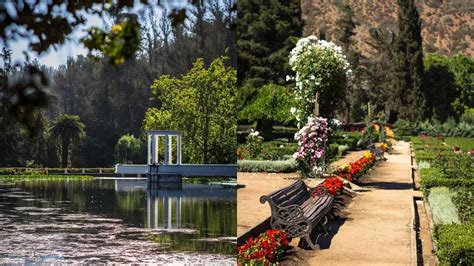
268 204 312 238
260 196 307 223
306 184 329 197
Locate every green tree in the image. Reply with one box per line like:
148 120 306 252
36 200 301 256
114 134 145 164
238 83 295 132
423 54 458 122
449 54 474 117
237 0 303 87
0 1 212 131
391 0 426 122
143 56 236 164
335 2 361 123
50 114 85 168
363 26 397 122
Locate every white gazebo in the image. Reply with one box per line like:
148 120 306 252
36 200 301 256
147 130 182 166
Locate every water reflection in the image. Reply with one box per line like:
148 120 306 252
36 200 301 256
0 178 236 264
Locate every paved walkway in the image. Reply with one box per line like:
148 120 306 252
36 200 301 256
237 150 368 236
300 141 413 265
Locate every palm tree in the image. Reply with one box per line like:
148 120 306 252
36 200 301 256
50 114 85 168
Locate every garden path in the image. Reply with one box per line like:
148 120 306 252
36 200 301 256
298 141 413 265
237 150 368 236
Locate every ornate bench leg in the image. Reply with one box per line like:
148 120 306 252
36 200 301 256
319 222 329 235
304 233 320 250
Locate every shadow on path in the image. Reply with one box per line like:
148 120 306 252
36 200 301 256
298 217 349 250
361 181 412 190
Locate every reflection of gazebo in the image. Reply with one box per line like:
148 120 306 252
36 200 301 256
147 130 182 165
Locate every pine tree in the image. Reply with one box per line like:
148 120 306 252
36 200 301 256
237 0 303 87
391 0 426 122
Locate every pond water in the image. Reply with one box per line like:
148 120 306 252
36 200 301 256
0 178 236 264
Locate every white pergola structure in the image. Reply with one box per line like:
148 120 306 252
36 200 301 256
147 130 182 165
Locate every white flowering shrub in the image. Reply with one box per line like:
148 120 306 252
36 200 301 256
293 117 329 178
246 129 264 158
288 36 351 123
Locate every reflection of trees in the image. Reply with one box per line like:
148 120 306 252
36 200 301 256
16 179 236 254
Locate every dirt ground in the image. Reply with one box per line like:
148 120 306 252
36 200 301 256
238 142 416 265
291 141 414 265
237 150 367 236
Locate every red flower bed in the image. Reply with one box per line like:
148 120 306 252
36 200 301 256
238 229 289 266
334 152 376 181
321 176 344 196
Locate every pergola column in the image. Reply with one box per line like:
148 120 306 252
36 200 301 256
147 134 151 165
147 130 182 166
168 135 173 165
164 135 169 165
154 136 159 164
177 135 182 165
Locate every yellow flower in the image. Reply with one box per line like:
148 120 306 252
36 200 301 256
112 24 123 34
363 152 372 158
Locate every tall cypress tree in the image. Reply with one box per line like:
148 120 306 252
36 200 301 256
237 0 303 87
335 2 362 123
391 0 426 122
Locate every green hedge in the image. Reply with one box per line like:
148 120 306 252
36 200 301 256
326 143 340 163
237 159 296 173
0 168 114 174
420 168 474 193
434 223 474 265
0 168 47 175
445 137 474 152
0 174 94 179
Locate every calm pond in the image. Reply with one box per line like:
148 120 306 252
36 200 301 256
0 178 236 264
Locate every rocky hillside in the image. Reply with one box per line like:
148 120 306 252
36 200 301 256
302 0 473 57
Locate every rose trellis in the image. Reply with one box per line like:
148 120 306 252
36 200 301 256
289 36 350 177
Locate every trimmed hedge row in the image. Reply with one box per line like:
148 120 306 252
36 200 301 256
434 223 474 265
237 159 296 173
0 174 95 179
413 136 474 264
0 168 115 174
420 168 474 194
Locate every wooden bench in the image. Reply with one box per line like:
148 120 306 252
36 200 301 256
260 179 334 249
368 144 386 161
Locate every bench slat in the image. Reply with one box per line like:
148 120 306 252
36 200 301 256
304 195 333 223
269 180 310 207
274 188 310 207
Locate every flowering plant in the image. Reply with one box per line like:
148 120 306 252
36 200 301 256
238 229 289 266
293 117 329 178
380 143 388 152
288 36 351 123
320 176 344 196
335 152 376 181
236 146 249 160
246 129 264 159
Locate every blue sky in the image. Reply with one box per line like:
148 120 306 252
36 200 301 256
9 14 103 68
3 1 179 68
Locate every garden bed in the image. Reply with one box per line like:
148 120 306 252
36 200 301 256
412 136 474 265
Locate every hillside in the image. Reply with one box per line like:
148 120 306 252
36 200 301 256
301 0 473 57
